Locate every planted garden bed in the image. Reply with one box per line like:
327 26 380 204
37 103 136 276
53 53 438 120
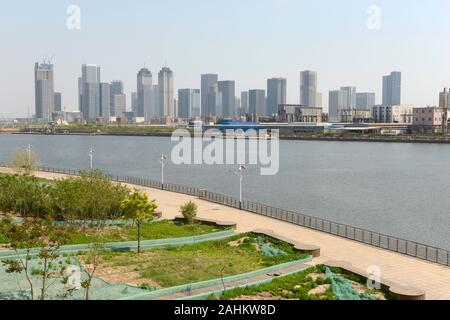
211 265 390 300
78 233 309 289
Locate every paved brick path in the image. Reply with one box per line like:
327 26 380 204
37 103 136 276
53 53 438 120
2 168 449 300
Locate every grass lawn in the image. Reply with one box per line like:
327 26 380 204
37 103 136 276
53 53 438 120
62 220 228 245
0 220 228 246
80 233 309 289
212 265 389 301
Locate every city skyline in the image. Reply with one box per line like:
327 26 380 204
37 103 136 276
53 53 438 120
2 0 450 117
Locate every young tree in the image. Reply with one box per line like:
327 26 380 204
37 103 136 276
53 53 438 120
180 201 198 225
1 218 69 300
81 242 105 300
9 148 40 175
120 191 157 254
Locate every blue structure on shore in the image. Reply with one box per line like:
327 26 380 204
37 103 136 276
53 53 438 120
206 119 261 132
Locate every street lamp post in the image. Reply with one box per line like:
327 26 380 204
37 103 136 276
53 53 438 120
89 147 95 170
160 154 167 190
238 165 247 210
26 144 33 169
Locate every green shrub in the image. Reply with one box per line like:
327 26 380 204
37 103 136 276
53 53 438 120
0 171 130 221
180 201 198 224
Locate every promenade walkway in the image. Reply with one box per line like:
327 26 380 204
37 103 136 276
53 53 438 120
2 168 449 300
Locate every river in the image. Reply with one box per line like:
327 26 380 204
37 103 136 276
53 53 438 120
0 133 449 250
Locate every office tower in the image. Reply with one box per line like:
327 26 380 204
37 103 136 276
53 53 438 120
267 78 287 116
328 90 345 120
178 89 200 119
235 97 241 115
158 67 174 117
382 71 402 106
356 92 376 110
218 80 236 118
99 83 111 120
206 86 222 117
54 92 62 112
110 80 124 117
148 85 160 120
440 89 449 109
78 77 83 112
113 94 126 117
241 91 249 115
131 92 137 116
439 88 450 109
249 89 266 115
340 86 356 109
137 68 152 118
300 70 317 108
201 74 218 117
34 62 55 120
439 88 449 133
80 64 101 120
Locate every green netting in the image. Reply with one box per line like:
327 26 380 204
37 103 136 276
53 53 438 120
325 267 378 301
256 236 287 257
0 229 235 260
0 256 150 300
0 254 312 301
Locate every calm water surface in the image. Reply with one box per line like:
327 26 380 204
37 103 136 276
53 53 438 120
0 133 449 250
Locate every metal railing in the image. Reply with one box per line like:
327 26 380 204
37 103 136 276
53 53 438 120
1 164 448 268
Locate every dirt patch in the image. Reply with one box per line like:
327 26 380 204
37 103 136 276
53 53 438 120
308 272 325 281
233 292 286 300
84 264 162 288
308 284 330 295
351 281 386 300
228 237 249 247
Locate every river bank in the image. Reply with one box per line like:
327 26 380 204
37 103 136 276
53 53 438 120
7 130 450 144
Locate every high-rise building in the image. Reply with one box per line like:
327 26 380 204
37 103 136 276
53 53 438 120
158 67 174 117
110 80 124 117
99 83 111 120
218 80 236 118
54 92 62 112
113 94 126 117
178 89 200 119
34 62 55 120
131 92 137 116
439 88 450 109
235 97 241 116
328 90 345 121
148 85 159 120
80 64 101 120
240 91 249 115
300 70 317 108
137 68 152 118
206 87 222 117
267 78 287 116
249 89 266 115
340 86 357 109
382 71 402 106
201 74 218 117
356 92 376 110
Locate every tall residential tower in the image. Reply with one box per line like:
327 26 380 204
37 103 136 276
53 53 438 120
34 62 55 120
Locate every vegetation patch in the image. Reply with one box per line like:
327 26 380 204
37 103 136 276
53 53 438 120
0 171 129 221
211 265 389 301
79 233 309 289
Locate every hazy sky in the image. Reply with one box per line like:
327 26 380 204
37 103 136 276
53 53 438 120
1 0 450 117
